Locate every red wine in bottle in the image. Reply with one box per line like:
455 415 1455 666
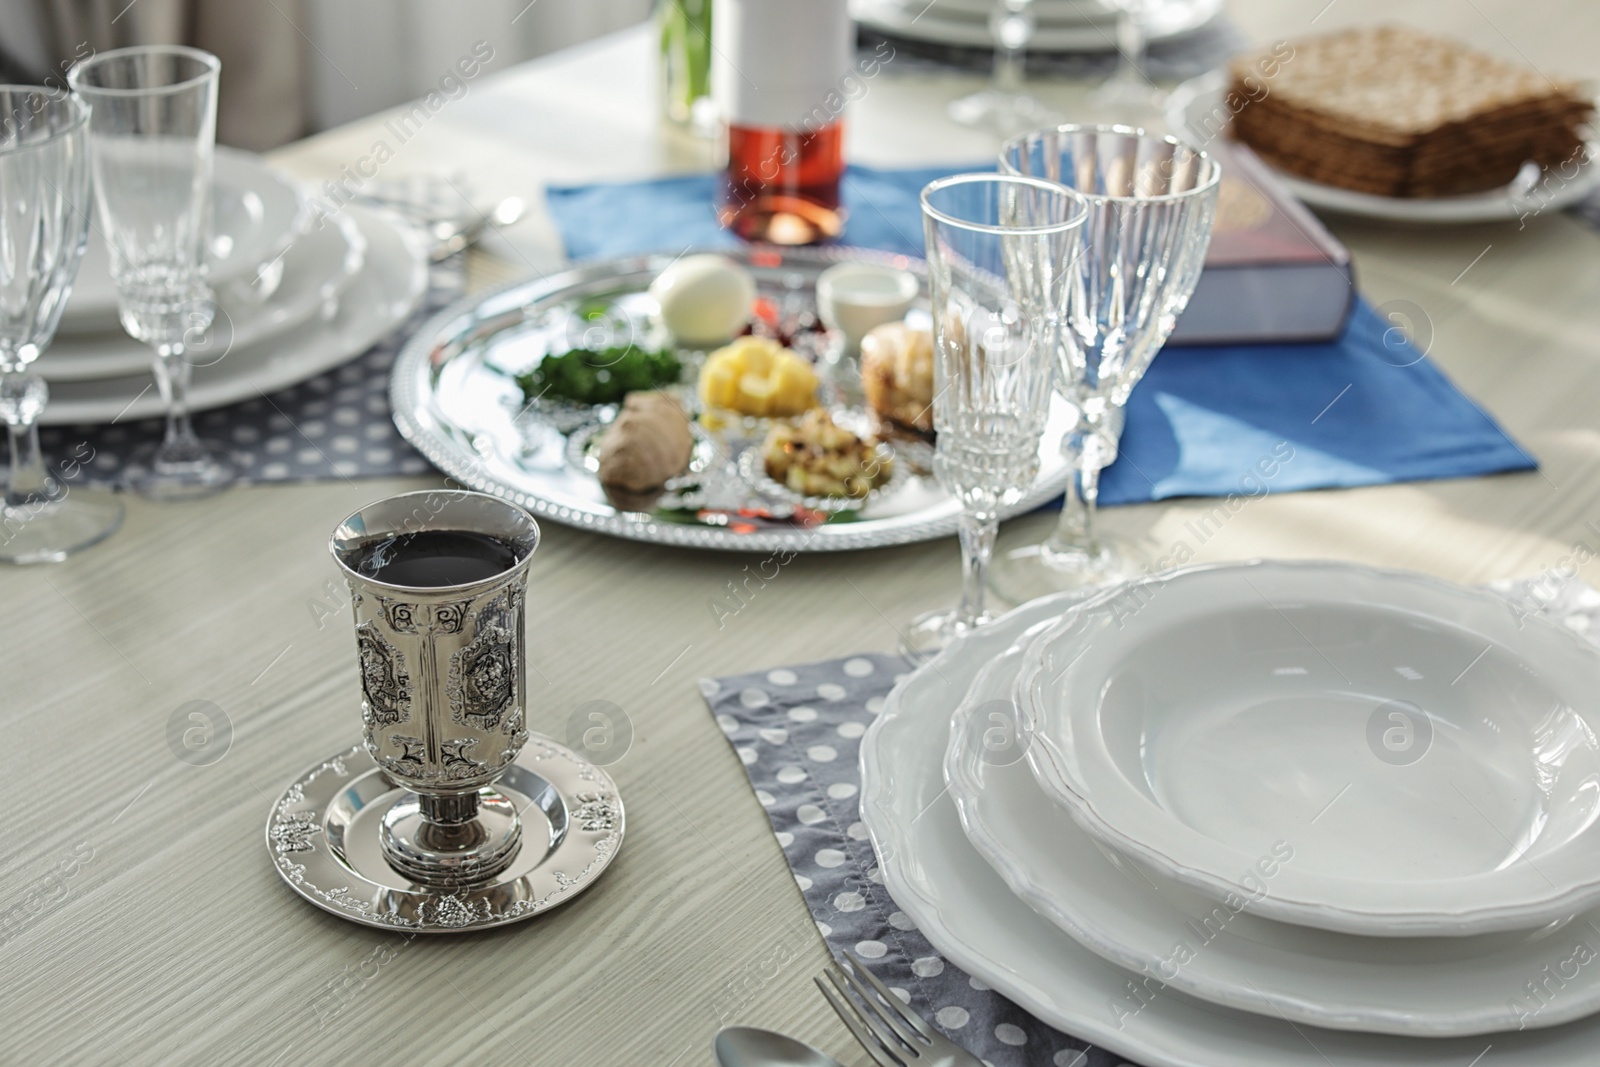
712 0 852 245
720 120 846 244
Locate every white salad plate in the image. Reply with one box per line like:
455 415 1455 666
947 618 1600 1036
861 590 1600 1067
1015 560 1600 938
1166 71 1600 223
63 147 310 333
40 205 426 426
41 210 365 382
852 0 1223 52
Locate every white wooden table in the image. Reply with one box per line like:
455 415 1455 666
5 3 1600 1064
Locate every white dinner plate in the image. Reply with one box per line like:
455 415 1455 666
41 210 366 382
63 147 310 333
873 0 1112 27
947 620 1600 1036
851 0 1222 52
1165 70 1600 223
40 205 427 425
862 591 1600 1066
1016 560 1600 937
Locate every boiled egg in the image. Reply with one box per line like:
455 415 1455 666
648 253 756 346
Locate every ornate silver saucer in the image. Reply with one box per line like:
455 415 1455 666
266 736 623 933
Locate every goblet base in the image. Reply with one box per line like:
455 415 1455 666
0 486 123 565
267 736 624 932
125 439 235 502
902 605 997 658
1088 76 1167 122
379 788 524 888
947 89 1063 134
988 538 1143 606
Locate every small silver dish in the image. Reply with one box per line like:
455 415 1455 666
737 439 901 516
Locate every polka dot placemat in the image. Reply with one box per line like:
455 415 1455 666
700 576 1600 1067
701 651 1109 1067
25 257 468 488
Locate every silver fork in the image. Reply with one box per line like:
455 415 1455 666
814 951 982 1067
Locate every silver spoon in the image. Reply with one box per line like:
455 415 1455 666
430 195 525 261
713 1026 847 1067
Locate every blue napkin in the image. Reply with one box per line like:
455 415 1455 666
545 167 1536 502
1104 306 1534 503
546 163 979 261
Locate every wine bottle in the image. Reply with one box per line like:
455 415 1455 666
712 0 852 245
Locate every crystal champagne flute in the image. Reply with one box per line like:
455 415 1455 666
69 45 234 500
992 124 1219 601
0 86 123 564
948 0 1062 133
905 173 1088 655
1093 0 1163 116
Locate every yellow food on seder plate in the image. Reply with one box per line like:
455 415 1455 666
763 409 893 500
698 336 818 418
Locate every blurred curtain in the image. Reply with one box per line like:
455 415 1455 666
300 0 654 131
0 0 653 148
9 0 310 149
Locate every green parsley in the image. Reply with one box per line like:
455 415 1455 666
516 345 682 406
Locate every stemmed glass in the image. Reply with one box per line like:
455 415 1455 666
0 86 123 564
991 124 1219 601
948 0 1062 133
69 45 234 500
905 173 1089 655
1092 0 1163 116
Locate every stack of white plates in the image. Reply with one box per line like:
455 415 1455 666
862 560 1600 1065
40 148 430 425
850 0 1224 53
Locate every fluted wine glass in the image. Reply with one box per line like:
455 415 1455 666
948 0 1062 133
69 45 233 500
0 86 123 564
905 173 1089 655
991 125 1219 602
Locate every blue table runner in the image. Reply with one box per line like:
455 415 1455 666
548 166 1536 504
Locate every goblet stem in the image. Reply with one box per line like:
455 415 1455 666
1046 460 1103 561
1112 5 1148 88
1079 462 1102 550
956 511 999 631
1 371 58 508
151 343 203 463
992 0 1031 95
420 792 482 826
131 337 233 501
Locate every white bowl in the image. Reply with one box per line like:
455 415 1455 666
814 261 918 351
949 614 1600 1035
1016 560 1600 937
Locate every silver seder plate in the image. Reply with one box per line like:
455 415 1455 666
389 246 1073 553
266 736 623 933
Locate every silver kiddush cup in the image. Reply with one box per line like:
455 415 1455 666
330 490 540 887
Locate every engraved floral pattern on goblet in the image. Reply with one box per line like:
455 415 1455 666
356 622 411 727
448 593 518 732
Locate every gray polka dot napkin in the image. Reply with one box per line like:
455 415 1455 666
701 653 1105 1067
24 258 465 487
700 576 1600 1067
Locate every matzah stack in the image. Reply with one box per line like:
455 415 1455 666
1229 26 1593 198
